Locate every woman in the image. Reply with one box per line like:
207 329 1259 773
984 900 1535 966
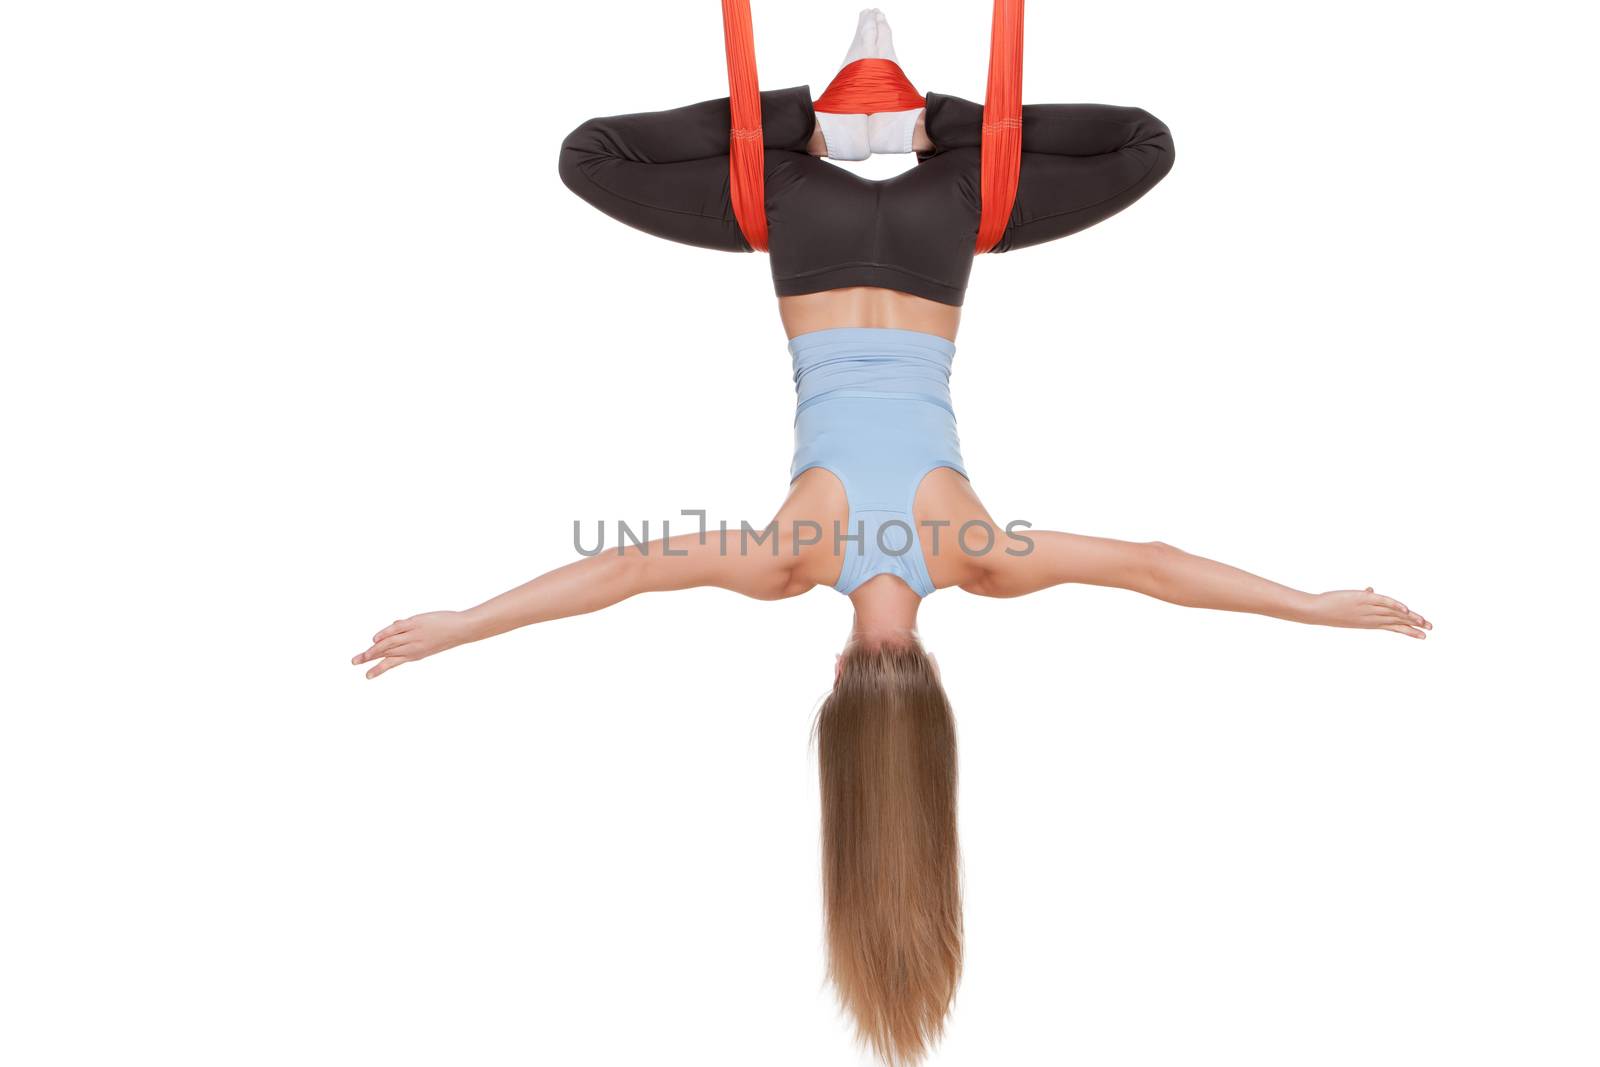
353 11 1429 1064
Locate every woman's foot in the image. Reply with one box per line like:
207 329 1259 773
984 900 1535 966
842 8 900 66
822 9 924 157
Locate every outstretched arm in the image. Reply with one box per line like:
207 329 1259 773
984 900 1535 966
558 86 818 251
966 531 1430 638
352 528 810 679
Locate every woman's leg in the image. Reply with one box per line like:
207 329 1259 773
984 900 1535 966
558 87 816 252
919 94 1176 251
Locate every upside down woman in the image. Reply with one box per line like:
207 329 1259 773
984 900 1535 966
352 9 1429 1064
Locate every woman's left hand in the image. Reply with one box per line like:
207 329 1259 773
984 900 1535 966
1306 587 1432 638
351 611 478 679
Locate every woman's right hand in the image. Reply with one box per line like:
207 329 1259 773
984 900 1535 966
351 610 480 679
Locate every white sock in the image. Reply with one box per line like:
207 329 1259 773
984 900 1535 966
868 107 922 155
816 112 871 161
841 9 899 66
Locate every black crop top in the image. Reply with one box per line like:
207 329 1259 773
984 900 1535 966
558 86 1173 307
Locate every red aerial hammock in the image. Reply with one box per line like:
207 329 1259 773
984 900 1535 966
720 0 1025 254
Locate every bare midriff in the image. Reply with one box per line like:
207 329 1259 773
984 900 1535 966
778 286 961 342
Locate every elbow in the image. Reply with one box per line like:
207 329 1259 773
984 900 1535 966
612 543 656 595
1139 539 1182 596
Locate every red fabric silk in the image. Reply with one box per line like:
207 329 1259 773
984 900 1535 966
721 0 769 250
813 59 927 114
976 0 1024 253
721 0 1025 257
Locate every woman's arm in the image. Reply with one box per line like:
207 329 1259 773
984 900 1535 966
352 527 811 679
965 530 1431 637
918 93 1175 252
558 86 817 251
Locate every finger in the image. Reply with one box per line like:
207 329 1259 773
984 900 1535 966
1369 608 1421 625
366 655 409 679
1380 623 1424 638
1376 603 1429 628
353 635 407 664
371 635 413 658
1380 623 1425 639
372 619 411 644
1370 593 1409 615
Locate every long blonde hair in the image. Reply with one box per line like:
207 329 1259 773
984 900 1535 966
813 639 963 1065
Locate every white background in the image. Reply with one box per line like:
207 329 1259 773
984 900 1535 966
2 1 1596 1064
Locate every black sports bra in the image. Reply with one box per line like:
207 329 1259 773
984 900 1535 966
558 86 1173 307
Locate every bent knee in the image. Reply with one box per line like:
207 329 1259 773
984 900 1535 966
1124 108 1174 179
